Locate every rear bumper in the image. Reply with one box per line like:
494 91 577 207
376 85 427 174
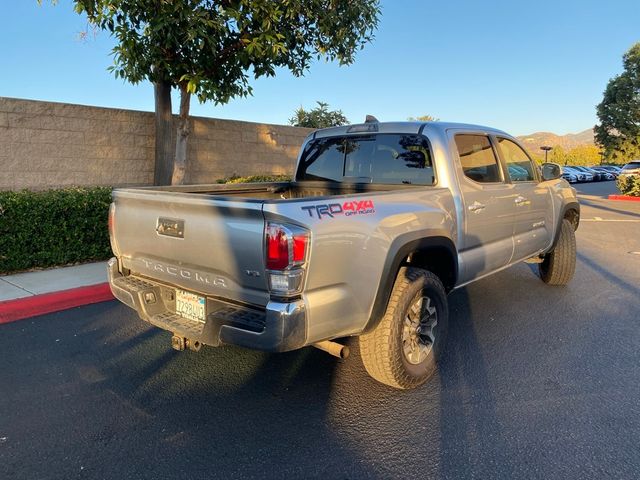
107 258 307 352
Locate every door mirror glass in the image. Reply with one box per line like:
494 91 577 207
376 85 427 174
541 162 562 181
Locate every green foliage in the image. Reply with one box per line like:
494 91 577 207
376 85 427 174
616 174 640 197
595 43 640 162
0 188 112 273
407 115 439 122
289 101 348 129
548 144 604 166
72 0 380 104
217 174 291 184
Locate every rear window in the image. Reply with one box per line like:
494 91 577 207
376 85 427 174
297 134 435 185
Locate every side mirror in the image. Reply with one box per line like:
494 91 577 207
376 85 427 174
541 162 562 181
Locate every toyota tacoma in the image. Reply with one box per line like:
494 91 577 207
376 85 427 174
107 120 579 389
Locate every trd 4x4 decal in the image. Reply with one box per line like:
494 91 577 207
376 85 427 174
301 200 375 219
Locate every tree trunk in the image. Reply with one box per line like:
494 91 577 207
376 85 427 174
153 81 174 186
171 84 191 185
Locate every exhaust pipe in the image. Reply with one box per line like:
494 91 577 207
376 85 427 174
313 340 349 359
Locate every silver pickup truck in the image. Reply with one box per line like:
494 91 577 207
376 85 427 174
107 120 579 389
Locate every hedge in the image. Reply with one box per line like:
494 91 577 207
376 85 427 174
0 176 294 274
0 187 113 274
616 174 640 197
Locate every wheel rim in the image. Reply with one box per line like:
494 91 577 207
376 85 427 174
402 295 438 365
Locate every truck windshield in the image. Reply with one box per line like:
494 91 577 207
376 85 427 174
297 134 435 185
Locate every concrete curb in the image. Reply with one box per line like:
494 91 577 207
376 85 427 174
0 283 113 325
608 194 640 202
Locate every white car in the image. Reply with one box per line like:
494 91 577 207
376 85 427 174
563 166 590 182
621 161 640 176
561 171 578 183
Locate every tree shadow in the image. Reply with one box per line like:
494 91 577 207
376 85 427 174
577 198 640 218
577 252 639 296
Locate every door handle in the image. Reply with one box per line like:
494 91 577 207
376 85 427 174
468 201 486 213
515 196 528 206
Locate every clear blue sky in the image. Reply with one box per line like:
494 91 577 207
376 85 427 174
2 0 639 136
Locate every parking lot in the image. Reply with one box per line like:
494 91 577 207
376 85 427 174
1 182 639 479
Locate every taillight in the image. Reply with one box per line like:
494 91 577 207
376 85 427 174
266 224 290 270
265 223 309 297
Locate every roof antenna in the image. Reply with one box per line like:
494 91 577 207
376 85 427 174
365 115 379 123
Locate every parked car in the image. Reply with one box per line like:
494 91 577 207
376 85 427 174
572 166 604 181
107 120 579 390
563 166 590 182
595 165 623 177
621 160 640 176
587 166 612 181
590 167 616 180
561 171 578 183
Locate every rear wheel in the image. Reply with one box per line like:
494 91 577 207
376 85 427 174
359 267 449 389
539 218 576 285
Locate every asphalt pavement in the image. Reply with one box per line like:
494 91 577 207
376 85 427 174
1 181 639 479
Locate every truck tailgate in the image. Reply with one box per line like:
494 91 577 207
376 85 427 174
111 189 269 307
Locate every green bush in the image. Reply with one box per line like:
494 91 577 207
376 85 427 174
616 174 640 197
0 176 292 274
0 187 113 274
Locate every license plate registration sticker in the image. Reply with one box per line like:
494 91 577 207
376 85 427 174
175 290 206 323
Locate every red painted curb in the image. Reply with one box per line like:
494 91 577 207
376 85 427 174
0 283 113 325
608 194 640 202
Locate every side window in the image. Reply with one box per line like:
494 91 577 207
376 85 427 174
497 137 536 182
455 134 501 183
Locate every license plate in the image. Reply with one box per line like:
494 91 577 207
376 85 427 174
175 289 206 323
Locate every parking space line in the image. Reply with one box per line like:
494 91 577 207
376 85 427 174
581 218 640 222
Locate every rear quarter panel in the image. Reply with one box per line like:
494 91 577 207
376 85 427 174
264 188 457 343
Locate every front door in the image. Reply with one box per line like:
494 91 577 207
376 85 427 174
494 136 553 260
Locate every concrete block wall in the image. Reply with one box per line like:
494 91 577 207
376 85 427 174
0 97 312 190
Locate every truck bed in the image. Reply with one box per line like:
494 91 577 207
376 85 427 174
110 180 425 312
124 181 413 201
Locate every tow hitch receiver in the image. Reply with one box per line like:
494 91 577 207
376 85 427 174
171 335 202 352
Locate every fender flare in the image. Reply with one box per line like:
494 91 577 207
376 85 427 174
548 201 580 252
362 232 457 334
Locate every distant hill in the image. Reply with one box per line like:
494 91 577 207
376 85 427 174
517 129 594 153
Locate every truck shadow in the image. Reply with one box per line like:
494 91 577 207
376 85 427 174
89 304 380 478
436 287 514 478
89 284 513 478
2 286 528 478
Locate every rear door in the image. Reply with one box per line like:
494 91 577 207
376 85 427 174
111 190 269 307
452 133 517 283
494 136 554 260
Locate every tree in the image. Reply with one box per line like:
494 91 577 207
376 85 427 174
564 145 602 166
68 1 380 184
289 101 348 129
407 115 439 122
549 145 566 165
595 42 640 163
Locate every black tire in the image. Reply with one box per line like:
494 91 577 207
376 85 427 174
539 218 576 285
359 267 449 389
